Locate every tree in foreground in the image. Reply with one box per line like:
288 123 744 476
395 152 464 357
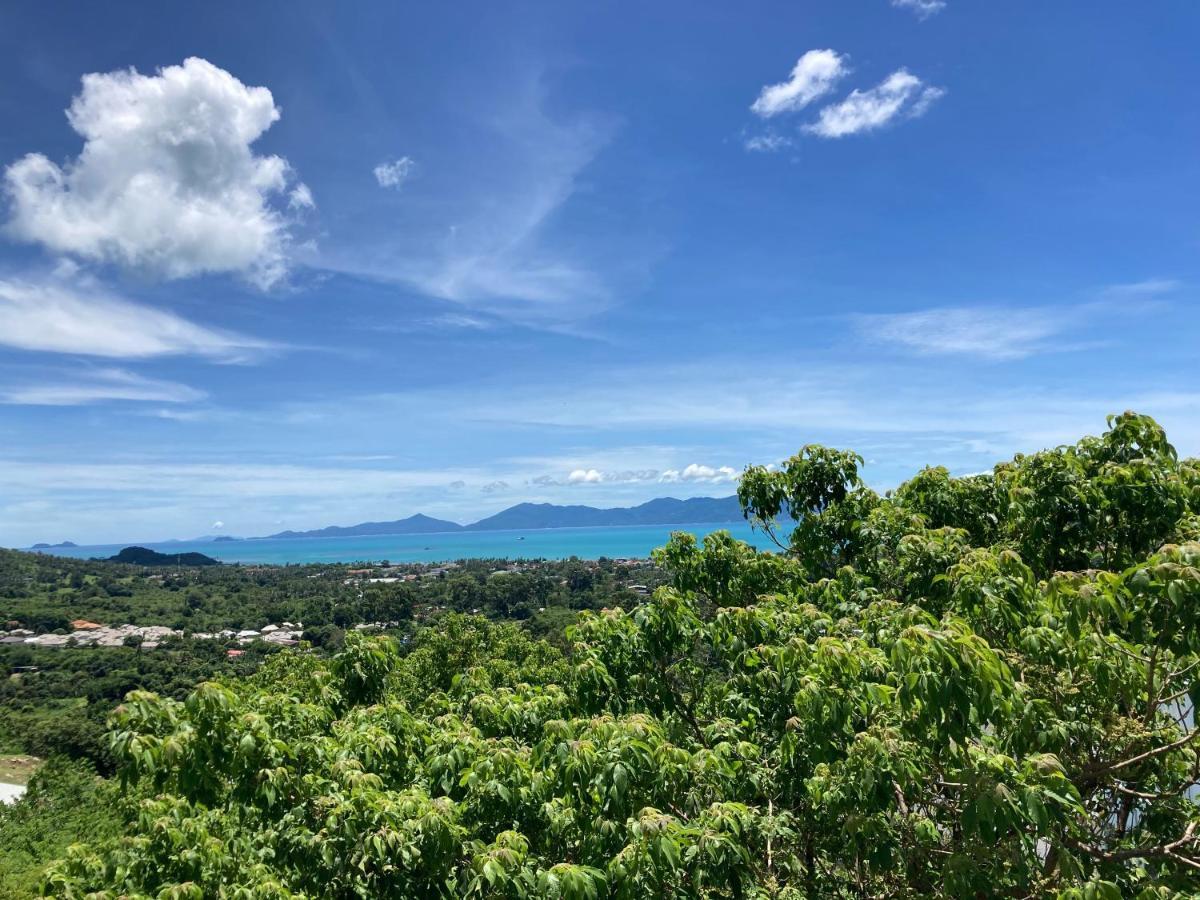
44 413 1200 897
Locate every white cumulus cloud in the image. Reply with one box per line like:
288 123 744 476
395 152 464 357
373 157 415 189
752 49 849 118
806 69 944 138
568 468 604 484
0 277 270 361
3 57 307 288
660 464 739 484
558 468 660 486
891 0 947 20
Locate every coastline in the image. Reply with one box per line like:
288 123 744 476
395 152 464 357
14 520 768 566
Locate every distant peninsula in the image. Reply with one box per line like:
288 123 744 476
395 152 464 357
108 546 221 566
257 496 743 541
465 496 743 531
267 513 462 540
30 541 78 549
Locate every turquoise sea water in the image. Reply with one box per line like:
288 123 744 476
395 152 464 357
27 521 770 565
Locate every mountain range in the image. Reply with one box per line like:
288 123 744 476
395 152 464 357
267 513 463 540
251 496 743 541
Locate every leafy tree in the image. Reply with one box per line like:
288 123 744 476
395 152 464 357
39 414 1200 897
0 758 119 898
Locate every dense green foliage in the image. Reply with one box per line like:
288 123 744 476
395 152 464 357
0 553 662 634
0 556 660 772
0 643 276 772
23 414 1200 896
0 759 120 898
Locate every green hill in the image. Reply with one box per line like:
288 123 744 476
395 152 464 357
106 546 220 566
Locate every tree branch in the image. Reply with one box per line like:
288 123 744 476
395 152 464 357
1083 728 1200 779
1065 821 1199 870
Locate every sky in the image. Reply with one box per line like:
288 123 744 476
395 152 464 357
0 0 1198 545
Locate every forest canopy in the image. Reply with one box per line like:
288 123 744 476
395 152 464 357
37 413 1200 898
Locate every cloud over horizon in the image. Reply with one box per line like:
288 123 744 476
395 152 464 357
660 464 738 484
549 464 738 486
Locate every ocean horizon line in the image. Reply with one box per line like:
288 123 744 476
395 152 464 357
20 517 754 553
18 521 769 566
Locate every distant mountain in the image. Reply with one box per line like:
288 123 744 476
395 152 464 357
465 496 744 531
109 546 220 566
266 513 464 540
30 541 78 549
211 536 241 542
247 497 744 541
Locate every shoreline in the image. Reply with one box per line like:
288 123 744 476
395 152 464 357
19 518 750 553
11 521 765 567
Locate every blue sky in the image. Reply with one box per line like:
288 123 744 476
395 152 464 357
1 0 1198 545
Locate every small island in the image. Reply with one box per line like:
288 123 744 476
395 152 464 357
106 546 220 567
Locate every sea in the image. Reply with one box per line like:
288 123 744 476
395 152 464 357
27 521 772 566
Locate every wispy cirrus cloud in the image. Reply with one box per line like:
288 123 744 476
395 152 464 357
0 276 272 361
858 287 1176 361
323 73 621 325
742 132 794 153
856 306 1068 360
400 93 614 312
6 367 1200 545
0 459 485 504
805 69 944 138
1101 278 1181 297
353 310 496 335
0 367 205 406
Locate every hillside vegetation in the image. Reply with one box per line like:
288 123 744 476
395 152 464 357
0 554 660 636
26 414 1200 897
0 556 662 779
106 548 221 567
